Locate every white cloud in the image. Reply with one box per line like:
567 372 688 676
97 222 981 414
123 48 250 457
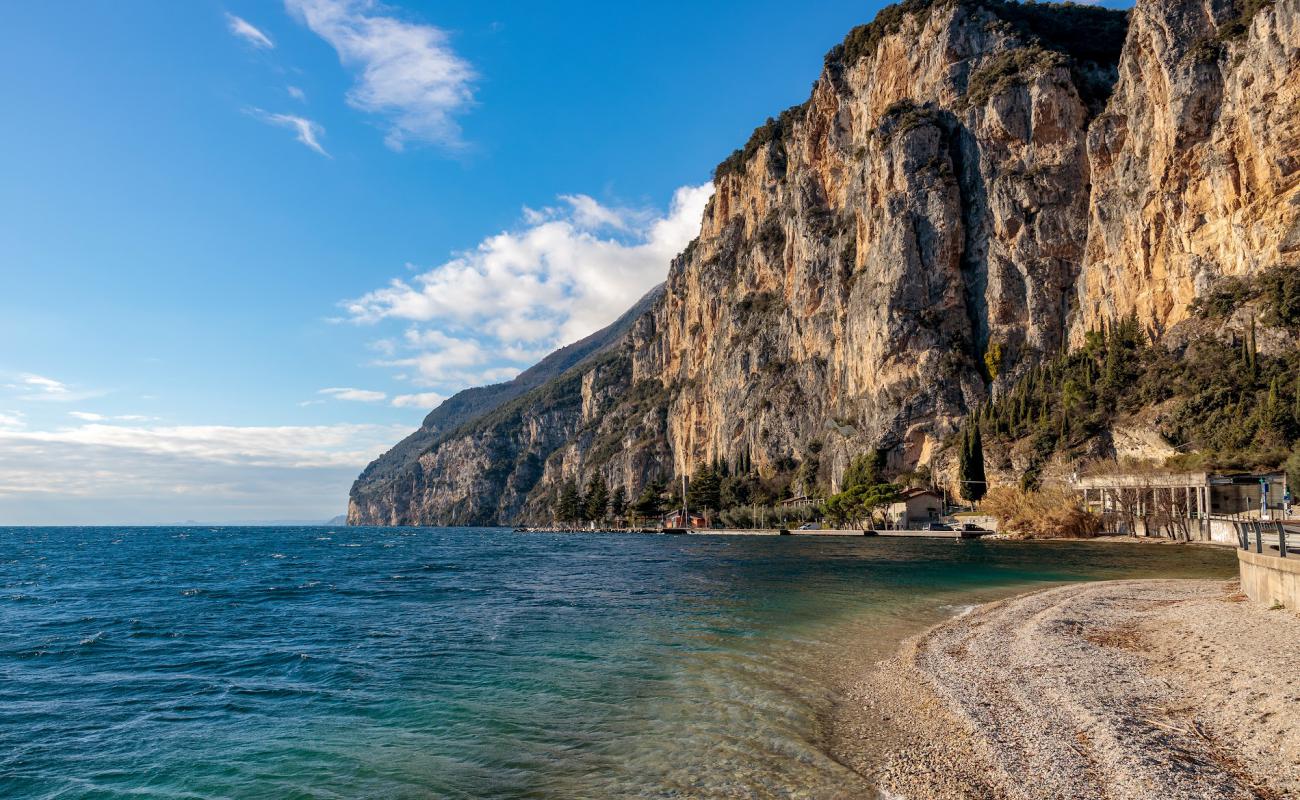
285 0 475 151
319 387 386 402
391 391 444 409
0 422 396 470
0 411 24 430
248 108 330 156
560 194 633 231
69 411 157 423
226 13 275 49
21 373 69 396
343 183 712 393
6 373 103 403
287 85 307 102
0 421 406 524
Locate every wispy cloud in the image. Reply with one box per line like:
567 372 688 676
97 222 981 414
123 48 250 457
343 184 712 393
319 387 386 402
247 108 330 156
21 374 69 396
69 411 156 423
287 85 307 102
387 390 444 411
0 422 397 470
0 420 407 523
285 0 475 151
226 13 275 49
6 373 104 403
391 392 444 409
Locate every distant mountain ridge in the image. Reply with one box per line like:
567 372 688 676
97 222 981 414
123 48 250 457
349 285 664 519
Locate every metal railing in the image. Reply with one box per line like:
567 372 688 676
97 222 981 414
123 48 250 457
1234 520 1300 556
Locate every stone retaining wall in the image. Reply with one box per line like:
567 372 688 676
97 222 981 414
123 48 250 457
1237 548 1300 610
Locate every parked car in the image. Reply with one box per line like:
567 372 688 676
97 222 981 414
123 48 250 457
797 522 819 530
925 521 952 531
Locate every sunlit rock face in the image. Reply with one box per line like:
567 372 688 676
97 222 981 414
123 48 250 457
349 0 1299 526
1075 0 1300 341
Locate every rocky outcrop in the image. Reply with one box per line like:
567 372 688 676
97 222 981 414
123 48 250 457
349 0 1299 526
1075 0 1300 339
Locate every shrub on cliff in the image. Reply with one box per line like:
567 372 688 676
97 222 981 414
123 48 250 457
982 486 1102 539
963 47 1068 108
713 104 805 180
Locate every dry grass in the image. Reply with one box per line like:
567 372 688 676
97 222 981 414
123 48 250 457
982 485 1104 539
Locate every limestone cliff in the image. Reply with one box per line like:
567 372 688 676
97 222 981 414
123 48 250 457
349 0 1298 526
1075 0 1299 338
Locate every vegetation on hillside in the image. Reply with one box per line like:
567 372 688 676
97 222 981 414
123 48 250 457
1194 0 1276 62
962 47 1068 108
713 104 806 180
977 279 1300 487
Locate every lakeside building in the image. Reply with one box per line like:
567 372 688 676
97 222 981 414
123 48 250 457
1073 470 1288 543
886 488 945 529
661 509 707 529
778 493 818 509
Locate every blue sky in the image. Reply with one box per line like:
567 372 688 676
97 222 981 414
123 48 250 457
0 0 1105 524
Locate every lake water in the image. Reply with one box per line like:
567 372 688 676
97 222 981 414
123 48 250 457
0 527 1236 798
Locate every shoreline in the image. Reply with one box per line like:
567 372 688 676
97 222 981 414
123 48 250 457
833 578 1300 799
517 526 1236 548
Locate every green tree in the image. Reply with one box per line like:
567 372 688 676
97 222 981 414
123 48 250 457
687 464 722 514
842 450 885 490
720 473 754 509
583 475 609 522
958 420 987 502
632 482 664 519
823 453 900 528
555 481 581 523
609 485 627 521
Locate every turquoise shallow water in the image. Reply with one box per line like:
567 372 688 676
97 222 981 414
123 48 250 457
0 527 1235 799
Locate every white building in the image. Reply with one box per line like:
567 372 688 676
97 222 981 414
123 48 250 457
887 488 944 528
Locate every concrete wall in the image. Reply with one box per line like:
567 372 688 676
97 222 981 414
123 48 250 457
1208 519 1241 546
1237 549 1300 610
1120 517 1236 544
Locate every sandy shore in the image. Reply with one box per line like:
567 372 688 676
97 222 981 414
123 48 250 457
834 579 1300 799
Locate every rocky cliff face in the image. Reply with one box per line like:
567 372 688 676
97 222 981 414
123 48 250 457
349 0 1298 526
1075 0 1300 338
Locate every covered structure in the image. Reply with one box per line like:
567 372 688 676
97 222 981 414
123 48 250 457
1073 470 1287 542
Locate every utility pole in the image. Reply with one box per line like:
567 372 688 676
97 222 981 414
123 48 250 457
682 473 689 528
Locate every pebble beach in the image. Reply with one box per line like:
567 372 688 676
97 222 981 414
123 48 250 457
838 579 1300 799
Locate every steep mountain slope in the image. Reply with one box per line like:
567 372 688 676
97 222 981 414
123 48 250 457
350 0 1299 526
349 286 663 524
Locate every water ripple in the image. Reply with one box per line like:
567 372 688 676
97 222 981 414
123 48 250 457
0 526 1234 799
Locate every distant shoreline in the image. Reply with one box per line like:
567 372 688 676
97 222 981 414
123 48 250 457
835 579 1299 799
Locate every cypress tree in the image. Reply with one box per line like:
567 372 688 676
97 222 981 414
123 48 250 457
958 420 986 503
1240 320 1258 379
1293 374 1300 425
